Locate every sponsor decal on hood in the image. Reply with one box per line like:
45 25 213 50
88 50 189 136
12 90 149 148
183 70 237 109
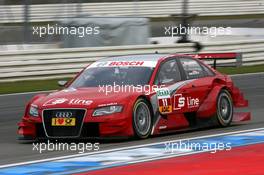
43 98 93 106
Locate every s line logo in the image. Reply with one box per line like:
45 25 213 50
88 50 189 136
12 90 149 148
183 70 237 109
43 98 93 106
187 97 199 108
174 94 184 110
174 94 200 110
178 97 185 108
43 98 68 106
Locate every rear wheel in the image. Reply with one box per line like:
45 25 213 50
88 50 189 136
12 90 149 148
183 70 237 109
214 90 233 127
133 98 152 139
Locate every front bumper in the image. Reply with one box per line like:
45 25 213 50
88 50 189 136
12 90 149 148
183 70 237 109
18 111 133 140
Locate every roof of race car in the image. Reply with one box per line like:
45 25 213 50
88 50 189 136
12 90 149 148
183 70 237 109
99 54 170 62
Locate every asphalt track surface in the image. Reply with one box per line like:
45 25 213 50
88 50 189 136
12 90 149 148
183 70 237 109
0 73 263 166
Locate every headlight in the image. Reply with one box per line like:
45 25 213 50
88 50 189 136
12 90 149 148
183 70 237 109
93 105 123 116
29 105 39 117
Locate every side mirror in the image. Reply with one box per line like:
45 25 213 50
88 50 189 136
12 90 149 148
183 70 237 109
58 80 67 87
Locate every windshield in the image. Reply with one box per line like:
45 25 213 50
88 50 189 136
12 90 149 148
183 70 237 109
70 67 154 88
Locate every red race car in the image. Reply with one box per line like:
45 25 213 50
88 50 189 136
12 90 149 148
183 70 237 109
18 53 250 140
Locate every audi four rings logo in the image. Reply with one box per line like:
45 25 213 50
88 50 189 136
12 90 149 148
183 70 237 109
55 112 73 118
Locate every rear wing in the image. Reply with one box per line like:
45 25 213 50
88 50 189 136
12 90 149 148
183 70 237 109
187 53 242 69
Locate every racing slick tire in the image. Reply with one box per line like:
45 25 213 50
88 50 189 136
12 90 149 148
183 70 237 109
133 98 153 139
214 89 233 127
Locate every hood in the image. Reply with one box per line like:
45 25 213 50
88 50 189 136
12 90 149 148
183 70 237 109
33 87 142 109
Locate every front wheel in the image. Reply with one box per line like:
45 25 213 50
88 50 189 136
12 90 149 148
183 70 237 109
132 98 152 139
214 90 233 127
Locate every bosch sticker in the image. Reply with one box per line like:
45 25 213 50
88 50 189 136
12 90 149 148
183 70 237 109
88 61 157 68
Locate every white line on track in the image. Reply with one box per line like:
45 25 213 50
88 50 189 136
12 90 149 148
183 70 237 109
0 127 264 169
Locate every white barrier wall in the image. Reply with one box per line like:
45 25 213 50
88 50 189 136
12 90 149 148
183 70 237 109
0 39 264 82
0 0 263 23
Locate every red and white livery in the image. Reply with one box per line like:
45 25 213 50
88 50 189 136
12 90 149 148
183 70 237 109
18 53 250 140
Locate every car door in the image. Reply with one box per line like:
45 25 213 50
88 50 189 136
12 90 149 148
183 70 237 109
177 57 215 112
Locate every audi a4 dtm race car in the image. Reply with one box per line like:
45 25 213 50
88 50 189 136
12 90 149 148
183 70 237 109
18 53 250 140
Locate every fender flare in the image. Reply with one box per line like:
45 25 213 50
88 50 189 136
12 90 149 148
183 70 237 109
196 85 225 118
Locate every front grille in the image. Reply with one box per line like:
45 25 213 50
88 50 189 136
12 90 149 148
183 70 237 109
42 109 86 137
36 123 46 138
81 123 100 138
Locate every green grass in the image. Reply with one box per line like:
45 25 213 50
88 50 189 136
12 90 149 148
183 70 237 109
0 78 71 95
0 65 263 95
217 64 264 75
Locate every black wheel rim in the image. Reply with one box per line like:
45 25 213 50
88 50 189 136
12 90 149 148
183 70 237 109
134 102 151 136
218 93 232 123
